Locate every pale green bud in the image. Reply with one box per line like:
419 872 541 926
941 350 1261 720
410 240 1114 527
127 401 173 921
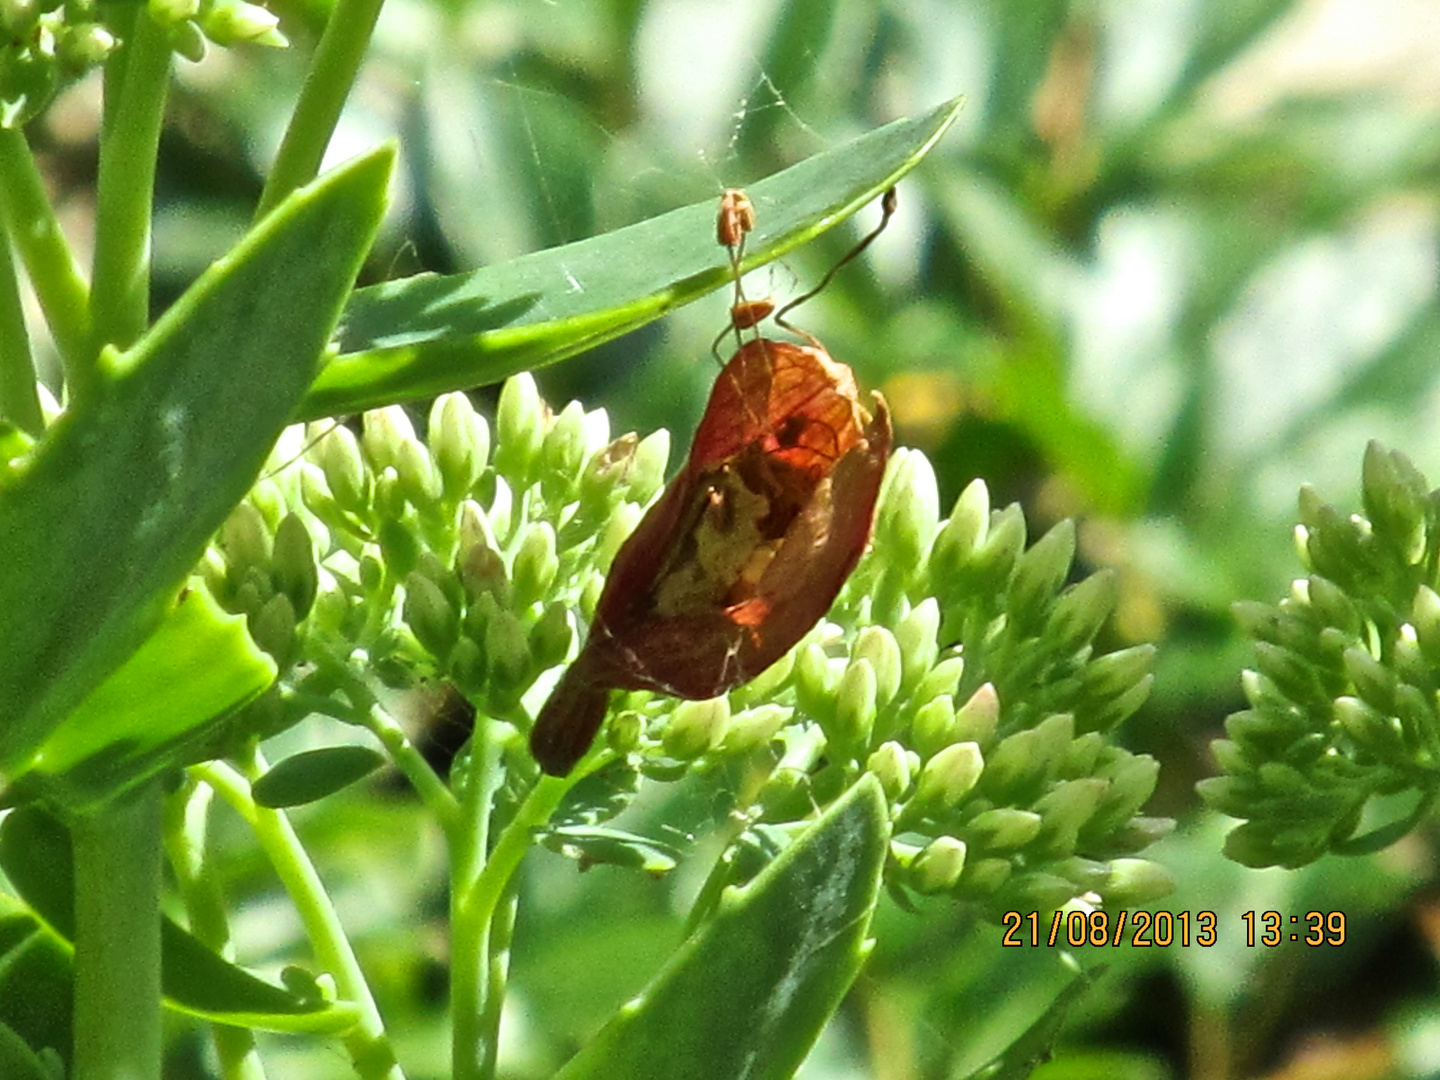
953 682 1000 744
931 478 990 576
1091 754 1160 833
913 656 963 703
494 373 547 488
272 513 317 619
148 0 197 23
361 405 416 473
894 599 940 700
596 501 643 572
731 649 794 706
450 638 486 694
981 728 1041 800
317 423 368 514
484 611 532 701
512 522 558 607
457 540 508 604
722 704 791 753
607 709 642 755
198 548 228 605
220 501 271 576
250 592 297 667
1000 871 1078 911
1104 815 1175 853
1082 645 1156 703
528 602 573 670
629 429 670 504
757 767 810 822
966 807 1043 851
377 516 419 580
394 435 442 507
578 433 637 509
828 658 877 759
0 0 39 35
488 475 514 543
1062 731 1105 776
1052 856 1110 893
1046 570 1117 655
914 741 983 810
969 504 1027 592
911 696 958 759
299 463 341 525
458 499 497 553
57 23 116 72
957 856 1011 897
169 18 208 62
1361 441 1426 562
853 626 902 710
1031 777 1108 857
248 478 285 530
580 573 604 620
910 836 967 894
199 0 287 47
874 448 940 568
1101 858 1175 906
1334 695 1404 759
1008 520 1075 631
866 741 912 800
1032 713 1075 771
430 392 488 501
663 697 730 760
358 554 384 594
404 572 459 660
1344 644 1398 713
1088 675 1156 730
794 642 838 724
540 400 589 501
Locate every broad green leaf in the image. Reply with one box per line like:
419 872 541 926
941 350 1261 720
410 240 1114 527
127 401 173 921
552 775 889 1080
2 588 275 808
0 146 393 777
298 98 963 419
0 806 360 1034
954 963 1102 1080
251 744 387 808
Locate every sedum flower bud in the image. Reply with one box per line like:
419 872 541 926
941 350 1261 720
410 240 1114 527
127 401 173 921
249 592 297 668
894 598 940 699
595 501 644 572
361 405 416 474
1101 858 1175 906
317 423 368 514
512 521 559 607
827 658 877 760
965 807 1043 851
930 478 989 578
722 704 791 753
913 741 983 810
606 709 643 755
540 400 589 502
911 696 958 759
866 740 912 800
968 504 1027 594
271 513 318 619
1008 519 1075 632
873 448 939 572
913 656 963 704
956 856 1011 898
628 429 670 505
853 626 902 710
430 392 488 501
953 682 1000 744
1046 569 1117 655
494 373 547 488
484 610 532 702
403 572 460 660
394 434 442 507
794 642 839 726
910 835 967 894
220 501 272 577
578 433 639 510
57 23 116 73
662 697 730 760
528 602 573 671
199 0 288 47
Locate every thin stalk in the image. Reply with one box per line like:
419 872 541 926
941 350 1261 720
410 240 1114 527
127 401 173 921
0 126 90 375
162 780 267 1080
359 700 462 833
89 8 171 372
193 756 408 1080
70 782 164 1080
0 225 42 434
257 0 386 217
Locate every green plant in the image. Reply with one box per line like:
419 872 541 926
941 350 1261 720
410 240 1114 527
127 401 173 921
0 9 1175 1080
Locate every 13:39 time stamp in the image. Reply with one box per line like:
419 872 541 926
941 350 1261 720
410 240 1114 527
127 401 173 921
1000 909 1347 948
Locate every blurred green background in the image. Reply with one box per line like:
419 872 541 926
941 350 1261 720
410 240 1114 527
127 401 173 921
34 0 1440 1076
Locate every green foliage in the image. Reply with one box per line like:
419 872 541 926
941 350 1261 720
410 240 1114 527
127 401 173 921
1201 442 1440 868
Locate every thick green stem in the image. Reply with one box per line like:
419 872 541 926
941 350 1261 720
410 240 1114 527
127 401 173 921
194 757 407 1080
89 8 171 370
0 126 90 375
71 782 164 1080
0 222 41 434
257 0 386 217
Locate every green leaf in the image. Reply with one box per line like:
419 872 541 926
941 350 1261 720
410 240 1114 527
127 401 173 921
0 146 393 777
955 963 1102 1080
0 1021 54 1080
2 587 275 809
298 98 963 419
551 775 889 1080
0 806 360 1034
251 744 387 808
540 825 681 874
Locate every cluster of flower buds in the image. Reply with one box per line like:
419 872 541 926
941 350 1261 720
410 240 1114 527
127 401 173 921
201 378 666 739
0 0 115 127
1200 442 1440 868
146 0 286 63
203 371 1170 914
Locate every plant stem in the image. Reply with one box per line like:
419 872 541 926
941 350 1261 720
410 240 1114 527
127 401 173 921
89 7 171 375
257 0 386 218
194 756 408 1080
0 126 90 375
70 782 164 1080
162 780 268 1080
0 220 42 434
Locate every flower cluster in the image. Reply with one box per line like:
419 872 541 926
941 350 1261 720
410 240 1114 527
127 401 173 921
1201 442 1440 868
145 0 286 63
202 374 1171 914
0 0 115 127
